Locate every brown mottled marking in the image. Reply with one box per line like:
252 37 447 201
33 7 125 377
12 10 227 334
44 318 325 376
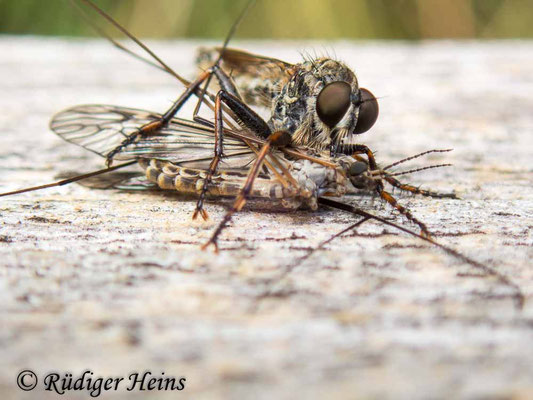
174 176 198 193
146 166 160 183
152 159 166 169
219 170 249 178
180 168 204 179
157 173 175 190
162 164 179 176
218 182 242 196
141 159 304 202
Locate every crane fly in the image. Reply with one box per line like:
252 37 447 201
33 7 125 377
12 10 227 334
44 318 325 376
0 0 524 307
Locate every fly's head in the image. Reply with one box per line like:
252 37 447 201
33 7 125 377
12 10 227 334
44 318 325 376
337 156 380 193
269 58 379 152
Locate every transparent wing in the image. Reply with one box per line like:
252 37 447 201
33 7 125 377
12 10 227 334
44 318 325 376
197 47 295 107
198 47 294 76
49 104 256 169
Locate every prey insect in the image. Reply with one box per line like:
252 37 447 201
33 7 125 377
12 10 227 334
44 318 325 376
0 0 524 307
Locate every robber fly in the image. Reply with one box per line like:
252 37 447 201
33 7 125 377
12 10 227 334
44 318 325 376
0 0 524 307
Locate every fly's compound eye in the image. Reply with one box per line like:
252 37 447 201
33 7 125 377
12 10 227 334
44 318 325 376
348 161 367 176
354 88 379 134
316 81 351 128
348 160 369 189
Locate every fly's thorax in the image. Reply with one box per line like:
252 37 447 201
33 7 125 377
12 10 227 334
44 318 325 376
195 47 292 108
269 58 359 150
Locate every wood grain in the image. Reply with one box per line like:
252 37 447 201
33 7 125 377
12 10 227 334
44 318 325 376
0 38 532 399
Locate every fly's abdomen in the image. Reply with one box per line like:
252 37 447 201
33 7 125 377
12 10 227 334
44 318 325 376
141 159 295 200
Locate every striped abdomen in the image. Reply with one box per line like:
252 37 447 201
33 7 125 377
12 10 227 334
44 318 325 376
140 159 296 200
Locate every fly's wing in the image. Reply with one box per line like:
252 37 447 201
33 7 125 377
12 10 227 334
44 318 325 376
50 104 256 170
50 104 157 159
197 47 296 107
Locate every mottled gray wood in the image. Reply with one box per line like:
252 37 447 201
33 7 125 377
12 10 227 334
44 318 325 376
0 37 532 399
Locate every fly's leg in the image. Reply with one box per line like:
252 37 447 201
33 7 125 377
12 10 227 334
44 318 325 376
340 144 432 238
202 131 292 251
383 176 457 199
381 149 457 199
349 152 456 199
378 189 431 238
193 66 271 220
105 70 212 166
192 89 224 221
75 0 255 167
192 64 242 127
190 64 245 219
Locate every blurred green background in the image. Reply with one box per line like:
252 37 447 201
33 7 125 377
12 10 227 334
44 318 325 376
0 0 532 39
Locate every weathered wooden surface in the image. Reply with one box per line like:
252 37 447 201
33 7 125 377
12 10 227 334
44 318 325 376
0 38 532 399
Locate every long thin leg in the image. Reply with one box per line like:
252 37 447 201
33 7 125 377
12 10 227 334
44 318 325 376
105 70 211 166
191 65 249 220
384 175 457 199
202 131 291 251
383 149 453 171
345 143 432 237
77 0 256 89
192 84 273 220
190 66 238 129
78 0 191 87
191 73 216 128
383 164 452 179
318 197 525 310
193 64 243 123
252 216 372 304
0 161 137 197
349 144 379 170
289 216 371 271
192 91 225 220
74 0 255 169
379 189 431 237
